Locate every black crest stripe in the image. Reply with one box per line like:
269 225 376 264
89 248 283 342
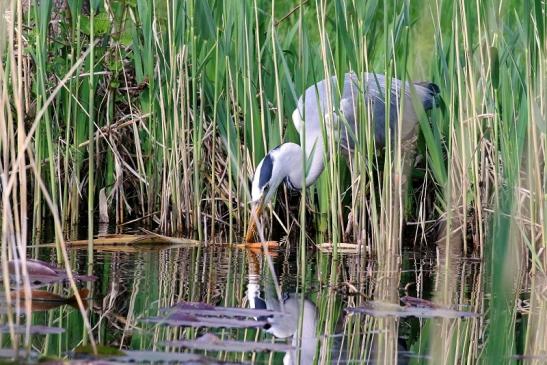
258 154 273 189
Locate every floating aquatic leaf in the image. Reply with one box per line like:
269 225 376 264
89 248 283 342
116 350 225 363
346 301 479 318
73 346 223 364
0 348 38 359
168 312 200 322
145 302 281 329
164 333 293 353
0 325 64 335
8 259 96 284
145 312 268 329
5 288 90 312
175 302 215 310
8 260 58 284
172 302 280 318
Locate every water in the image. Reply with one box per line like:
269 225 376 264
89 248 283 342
1 234 506 364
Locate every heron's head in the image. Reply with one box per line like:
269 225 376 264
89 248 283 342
245 144 301 242
246 150 279 242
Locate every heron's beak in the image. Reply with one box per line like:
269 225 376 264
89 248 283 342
245 197 265 243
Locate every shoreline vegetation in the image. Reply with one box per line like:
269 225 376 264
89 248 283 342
0 0 545 362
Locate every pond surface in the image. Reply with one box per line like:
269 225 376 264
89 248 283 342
1 228 510 364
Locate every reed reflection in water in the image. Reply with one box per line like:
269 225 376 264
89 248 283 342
5 235 540 364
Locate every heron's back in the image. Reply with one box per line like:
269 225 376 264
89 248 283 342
294 72 439 152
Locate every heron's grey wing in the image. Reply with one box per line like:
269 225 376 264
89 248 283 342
338 73 357 153
341 72 438 147
339 72 391 148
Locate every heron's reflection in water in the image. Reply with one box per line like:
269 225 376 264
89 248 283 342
245 250 409 365
246 250 317 365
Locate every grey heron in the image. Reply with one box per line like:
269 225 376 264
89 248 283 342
246 72 439 242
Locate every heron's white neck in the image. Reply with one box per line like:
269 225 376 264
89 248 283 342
275 132 325 190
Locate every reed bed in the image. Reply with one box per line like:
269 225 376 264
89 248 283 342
0 0 545 363
0 0 543 249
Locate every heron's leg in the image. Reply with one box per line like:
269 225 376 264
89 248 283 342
343 210 354 242
342 148 353 243
343 150 361 243
389 135 418 249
